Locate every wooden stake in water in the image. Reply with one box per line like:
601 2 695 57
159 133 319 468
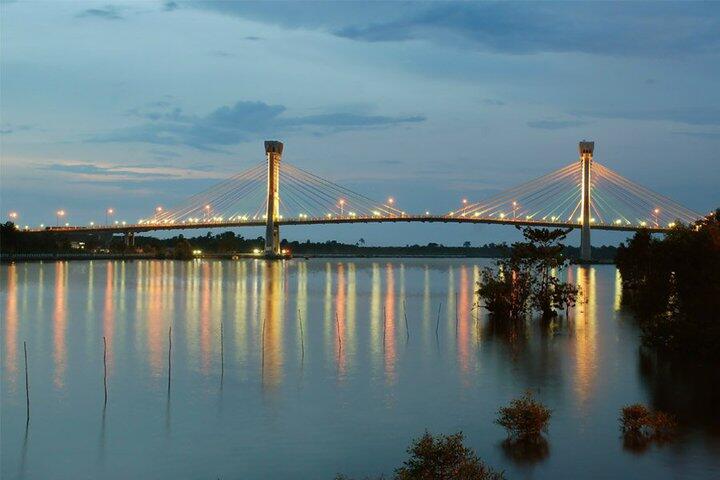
335 312 342 354
455 292 459 336
261 316 266 373
382 307 387 351
298 309 305 362
436 302 442 338
23 341 29 423
220 319 224 383
167 326 172 393
103 336 108 406
403 300 409 342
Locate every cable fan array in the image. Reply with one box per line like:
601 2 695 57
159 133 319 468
453 161 701 228
453 162 583 223
142 162 403 226
591 162 699 228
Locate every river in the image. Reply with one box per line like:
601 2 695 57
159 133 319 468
1 259 718 479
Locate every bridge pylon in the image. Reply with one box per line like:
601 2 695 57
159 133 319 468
264 140 283 258
579 140 594 262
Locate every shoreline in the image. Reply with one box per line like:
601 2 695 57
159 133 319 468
1 252 615 264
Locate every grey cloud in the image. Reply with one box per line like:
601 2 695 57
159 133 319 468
527 119 591 130
673 131 720 140
189 2 720 57
77 5 123 20
44 163 174 178
163 1 179 12
0 124 34 134
90 100 425 150
577 107 720 126
481 99 505 106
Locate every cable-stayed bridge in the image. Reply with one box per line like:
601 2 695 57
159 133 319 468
36 140 702 261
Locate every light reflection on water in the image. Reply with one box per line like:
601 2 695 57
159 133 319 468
1 259 718 480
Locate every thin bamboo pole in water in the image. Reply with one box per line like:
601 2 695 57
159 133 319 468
167 326 172 393
23 341 29 423
103 336 108 405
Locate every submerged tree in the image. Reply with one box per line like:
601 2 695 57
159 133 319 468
616 209 720 362
477 227 579 320
395 432 505 480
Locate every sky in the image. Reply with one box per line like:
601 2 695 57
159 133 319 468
1 0 719 246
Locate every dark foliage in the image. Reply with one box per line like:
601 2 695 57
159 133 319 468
337 431 504 480
495 391 552 441
477 227 579 321
395 432 505 480
620 403 678 452
615 209 720 362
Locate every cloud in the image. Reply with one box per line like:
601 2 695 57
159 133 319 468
576 107 720 126
0 124 34 135
673 131 720 140
90 100 425 150
480 99 505 106
42 161 224 182
527 119 591 130
189 2 720 57
163 1 179 12
76 5 123 20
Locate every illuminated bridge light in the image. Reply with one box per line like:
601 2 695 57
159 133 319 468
640 221 647 226
89 222 95 226
372 211 380 216
668 222 676 228
499 213 505 219
615 219 622 225
590 218 596 223
425 211 430 216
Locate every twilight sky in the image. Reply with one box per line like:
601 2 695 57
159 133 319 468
1 1 719 246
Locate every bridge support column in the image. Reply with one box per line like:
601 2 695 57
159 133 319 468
579 141 594 262
124 231 135 248
264 140 283 258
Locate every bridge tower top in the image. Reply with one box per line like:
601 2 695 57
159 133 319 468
264 140 284 155
579 140 594 158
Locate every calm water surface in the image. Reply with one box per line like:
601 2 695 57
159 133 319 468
1 259 718 479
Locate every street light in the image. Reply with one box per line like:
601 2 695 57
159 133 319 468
338 198 345 216
8 211 18 221
653 208 660 227
106 208 114 225
56 210 65 227
512 201 518 220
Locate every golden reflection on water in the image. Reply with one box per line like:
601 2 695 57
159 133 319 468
370 262 381 369
53 262 68 389
103 261 115 374
614 268 623 312
384 263 396 384
336 263 347 377
295 261 307 364
5 264 18 386
572 266 598 407
234 261 248 366
458 265 471 376
261 262 284 391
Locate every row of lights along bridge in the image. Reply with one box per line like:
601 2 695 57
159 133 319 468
6 203 668 231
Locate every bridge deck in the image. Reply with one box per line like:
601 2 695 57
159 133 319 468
30 215 672 235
